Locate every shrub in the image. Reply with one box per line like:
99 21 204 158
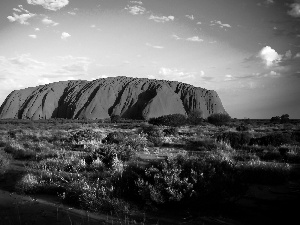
217 132 252 149
187 110 203 125
0 150 11 175
207 113 231 126
104 132 127 144
148 114 187 127
236 124 252 132
187 138 218 151
163 127 179 136
249 132 293 147
110 115 122 123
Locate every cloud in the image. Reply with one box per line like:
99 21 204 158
130 1 143 5
186 36 204 42
158 67 196 81
295 52 300 58
125 5 146 15
149 15 174 23
146 43 164 49
258 46 282 67
7 13 36 25
197 22 202 25
68 11 76 15
288 2 300 17
171 34 181 40
28 34 37 39
13 8 22 12
27 0 69 11
257 0 275 6
210 20 231 29
61 32 71 40
35 27 40 31
186 15 194 20
42 17 59 26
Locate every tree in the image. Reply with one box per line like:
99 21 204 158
280 114 289 123
187 109 203 125
207 113 231 126
270 116 281 123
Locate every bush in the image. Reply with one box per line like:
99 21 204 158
236 124 252 132
104 132 127 144
148 114 187 127
249 132 293 147
207 113 231 126
163 127 179 136
187 110 203 125
0 150 11 175
217 132 252 149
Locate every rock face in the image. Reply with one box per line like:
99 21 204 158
0 76 227 120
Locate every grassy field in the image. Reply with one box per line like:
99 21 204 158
0 119 300 224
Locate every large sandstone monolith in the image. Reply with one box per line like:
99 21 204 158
0 76 227 120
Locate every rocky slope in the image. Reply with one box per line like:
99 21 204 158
0 76 227 120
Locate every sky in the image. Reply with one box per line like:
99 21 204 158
0 0 300 119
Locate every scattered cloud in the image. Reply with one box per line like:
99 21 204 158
35 27 40 31
288 2 300 17
130 1 143 5
28 34 37 39
210 20 231 29
42 17 59 26
7 13 36 25
149 15 174 23
146 43 164 49
258 46 282 67
61 32 71 40
158 67 196 80
171 34 181 40
186 15 194 20
13 8 22 13
27 0 69 11
125 5 146 15
68 11 76 16
257 0 275 6
186 36 203 42
196 22 202 25
294 52 300 58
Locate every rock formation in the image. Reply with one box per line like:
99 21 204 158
0 76 227 120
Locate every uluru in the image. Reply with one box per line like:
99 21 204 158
0 76 226 120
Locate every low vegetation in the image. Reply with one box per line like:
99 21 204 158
0 117 299 222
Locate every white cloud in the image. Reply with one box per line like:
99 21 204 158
258 46 282 67
61 32 71 40
7 13 36 25
28 34 37 39
90 24 96 28
285 50 292 60
130 1 143 5
288 2 300 17
125 5 146 15
224 74 235 81
13 8 22 12
27 0 69 11
158 67 195 81
186 15 194 20
42 17 59 26
196 22 202 25
146 43 164 49
200 71 205 76
186 36 203 42
68 11 76 15
35 28 40 31
294 52 300 58
171 34 181 40
210 20 231 29
264 71 281 77
149 15 174 23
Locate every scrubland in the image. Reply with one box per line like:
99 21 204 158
0 118 300 224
